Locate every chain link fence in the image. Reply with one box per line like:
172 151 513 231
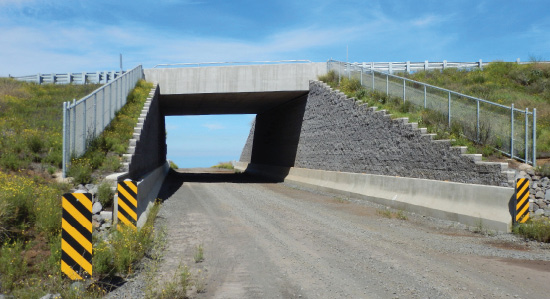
328 60 537 166
62 65 143 177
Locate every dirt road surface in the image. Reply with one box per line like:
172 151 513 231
115 169 550 298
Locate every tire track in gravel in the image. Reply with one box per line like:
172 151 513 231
148 170 550 299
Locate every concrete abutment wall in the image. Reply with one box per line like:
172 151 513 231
239 81 515 231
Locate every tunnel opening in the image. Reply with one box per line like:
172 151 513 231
159 91 309 181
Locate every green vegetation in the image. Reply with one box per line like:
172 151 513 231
69 80 154 184
513 218 550 243
169 160 179 170
403 62 550 154
211 161 234 169
319 72 498 158
0 78 157 297
376 208 408 220
194 244 204 263
93 202 160 278
0 78 100 171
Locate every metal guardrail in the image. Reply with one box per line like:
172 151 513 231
13 71 125 84
62 65 144 177
328 60 537 167
153 60 313 68
351 59 550 74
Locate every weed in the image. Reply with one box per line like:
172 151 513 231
513 218 550 243
169 160 179 170
212 162 234 170
67 158 93 184
377 209 393 219
396 210 408 220
194 269 207 293
194 244 204 263
97 182 114 207
535 164 550 177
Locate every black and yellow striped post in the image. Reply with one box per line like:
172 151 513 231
515 178 530 223
117 180 138 229
61 193 92 280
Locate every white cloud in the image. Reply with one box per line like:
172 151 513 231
202 123 225 130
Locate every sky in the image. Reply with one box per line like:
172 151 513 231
1 0 549 167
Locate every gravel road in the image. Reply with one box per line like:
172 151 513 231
109 169 550 298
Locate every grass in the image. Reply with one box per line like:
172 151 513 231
376 208 408 220
513 218 550 243
211 161 234 169
0 78 155 297
319 73 501 159
93 202 160 278
69 80 153 184
194 244 204 263
403 62 550 154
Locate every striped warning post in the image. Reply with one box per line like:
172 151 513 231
117 180 138 229
515 178 530 223
61 193 92 280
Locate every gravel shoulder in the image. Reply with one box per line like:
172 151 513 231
109 169 550 298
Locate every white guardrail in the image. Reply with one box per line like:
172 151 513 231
62 65 144 177
328 60 537 167
12 71 126 85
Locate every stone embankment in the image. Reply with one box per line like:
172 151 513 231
517 165 550 218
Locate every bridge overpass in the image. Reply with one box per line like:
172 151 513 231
113 62 514 231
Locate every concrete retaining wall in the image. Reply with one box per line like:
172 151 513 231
127 85 167 179
235 162 515 232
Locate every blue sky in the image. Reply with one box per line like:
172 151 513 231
1 0 549 167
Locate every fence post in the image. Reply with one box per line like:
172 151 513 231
476 99 480 142
389 62 393 74
448 92 451 127
102 88 105 130
424 85 427 108
372 70 375 90
424 60 428 71
71 99 76 155
406 61 410 74
525 108 529 164
479 59 483 70
403 79 406 103
338 62 341 84
386 74 389 95
511 104 515 159
83 98 87 153
94 93 97 137
533 108 537 167
360 68 363 85
62 102 68 178
443 60 447 70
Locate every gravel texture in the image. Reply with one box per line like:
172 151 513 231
108 169 550 299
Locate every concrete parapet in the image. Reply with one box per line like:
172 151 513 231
239 163 515 232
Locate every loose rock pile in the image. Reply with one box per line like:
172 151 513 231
74 183 114 235
517 166 550 218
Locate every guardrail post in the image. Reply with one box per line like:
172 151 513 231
443 60 447 70
476 99 480 142
424 60 428 71
372 70 375 90
448 92 451 127
94 93 97 137
406 61 411 74
533 108 537 167
479 59 483 70
389 62 393 74
511 104 515 159
102 88 105 129
525 108 529 163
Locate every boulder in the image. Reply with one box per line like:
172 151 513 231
92 202 103 214
534 209 545 216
